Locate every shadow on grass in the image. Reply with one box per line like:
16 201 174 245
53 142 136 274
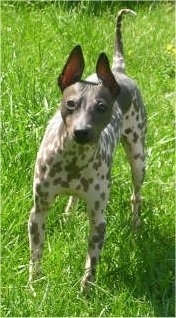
3 0 165 16
103 200 175 317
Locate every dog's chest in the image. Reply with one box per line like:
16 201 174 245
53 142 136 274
35 138 111 198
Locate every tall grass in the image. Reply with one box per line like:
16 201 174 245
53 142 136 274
1 1 175 317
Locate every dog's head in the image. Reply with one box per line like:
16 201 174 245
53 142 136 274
58 45 120 145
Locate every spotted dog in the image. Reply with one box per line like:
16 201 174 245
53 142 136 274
28 9 147 293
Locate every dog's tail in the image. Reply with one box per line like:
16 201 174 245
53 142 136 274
112 9 136 74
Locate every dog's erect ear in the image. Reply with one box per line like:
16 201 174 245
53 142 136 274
58 45 85 92
96 53 120 97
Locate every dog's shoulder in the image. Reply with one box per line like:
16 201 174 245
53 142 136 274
115 73 144 114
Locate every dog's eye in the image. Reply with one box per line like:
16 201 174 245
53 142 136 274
66 100 75 111
97 101 107 112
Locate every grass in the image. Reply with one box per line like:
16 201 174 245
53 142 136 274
1 1 175 317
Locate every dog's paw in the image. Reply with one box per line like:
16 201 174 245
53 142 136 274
29 261 42 283
80 273 94 295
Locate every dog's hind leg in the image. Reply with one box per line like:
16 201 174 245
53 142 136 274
122 130 146 230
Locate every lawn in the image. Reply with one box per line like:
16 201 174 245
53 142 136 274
1 1 175 317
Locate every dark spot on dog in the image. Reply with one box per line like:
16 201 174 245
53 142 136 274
60 180 69 188
91 210 96 219
81 177 89 192
106 169 111 180
40 198 49 207
43 181 49 187
42 223 45 230
133 132 139 143
92 235 101 243
53 177 62 185
134 153 141 159
93 159 102 170
33 232 40 245
95 183 100 191
53 162 62 172
101 192 106 200
133 98 140 111
91 256 97 275
30 222 38 235
96 222 106 236
88 240 95 250
76 184 81 190
125 128 132 134
95 201 100 210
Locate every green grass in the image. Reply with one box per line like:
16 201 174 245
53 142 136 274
1 1 175 317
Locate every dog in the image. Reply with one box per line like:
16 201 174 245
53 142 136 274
28 9 147 293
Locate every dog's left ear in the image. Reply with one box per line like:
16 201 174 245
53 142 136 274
58 45 85 92
96 53 120 97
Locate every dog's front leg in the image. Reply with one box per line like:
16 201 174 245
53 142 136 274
28 204 47 282
28 183 54 282
81 194 108 293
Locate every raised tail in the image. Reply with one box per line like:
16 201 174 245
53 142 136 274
112 9 136 74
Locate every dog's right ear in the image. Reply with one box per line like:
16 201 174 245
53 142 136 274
58 45 85 92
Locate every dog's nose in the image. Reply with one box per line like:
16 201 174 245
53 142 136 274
74 127 92 144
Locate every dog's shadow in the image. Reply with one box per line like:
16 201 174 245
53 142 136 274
101 199 175 317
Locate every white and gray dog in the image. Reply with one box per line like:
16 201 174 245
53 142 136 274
28 9 147 293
